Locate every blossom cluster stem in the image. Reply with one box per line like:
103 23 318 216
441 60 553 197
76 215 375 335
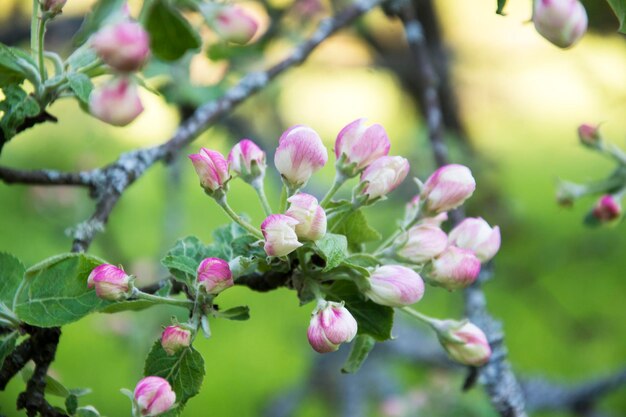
400 306 438 329
133 290 194 309
320 173 348 207
251 179 273 216
216 196 264 239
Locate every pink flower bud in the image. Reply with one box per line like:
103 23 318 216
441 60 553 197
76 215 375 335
134 376 176 416
307 301 357 353
197 258 233 294
274 125 328 188
360 156 410 200
286 193 327 241
592 195 622 223
436 320 491 366
397 225 448 264
533 0 587 48
87 264 131 301
365 265 425 307
161 325 192 356
228 139 266 182
578 124 601 147
448 218 501 262
430 246 481 290
335 118 391 172
43 0 66 13
91 21 150 73
421 164 476 213
188 148 230 193
261 214 303 257
89 77 144 126
213 6 259 45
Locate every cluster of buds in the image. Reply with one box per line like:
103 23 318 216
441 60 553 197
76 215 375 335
200 4 259 45
133 376 176 416
533 0 587 48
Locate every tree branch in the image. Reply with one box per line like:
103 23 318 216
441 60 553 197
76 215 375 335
0 166 94 188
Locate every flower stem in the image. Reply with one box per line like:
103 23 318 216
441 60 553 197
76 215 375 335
278 183 288 213
320 173 347 207
216 197 264 239
251 178 273 216
400 306 437 328
134 290 194 309
37 14 48 82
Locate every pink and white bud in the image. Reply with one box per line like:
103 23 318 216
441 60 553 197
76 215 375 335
397 225 448 264
228 139 266 183
430 246 481 290
133 376 176 416
188 148 230 193
335 118 391 173
274 125 328 188
449 218 501 262
435 320 491 366
91 21 150 73
286 193 327 241
307 301 358 353
213 6 259 45
196 257 233 294
161 325 192 356
592 195 622 223
261 214 303 257
533 0 587 49
578 124 601 147
43 0 66 13
421 164 476 213
89 77 143 126
87 264 131 301
360 156 410 200
365 265 425 307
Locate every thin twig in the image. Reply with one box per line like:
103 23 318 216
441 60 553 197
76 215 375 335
0 166 94 187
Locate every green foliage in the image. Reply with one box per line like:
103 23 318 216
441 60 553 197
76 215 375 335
314 233 348 271
65 395 79 415
496 0 507 15
333 209 381 251
0 43 36 87
341 334 375 374
73 0 127 46
75 407 100 417
606 0 626 33
145 0 201 61
68 73 94 104
0 84 41 145
215 306 250 321
0 252 25 306
161 236 220 287
0 331 18 369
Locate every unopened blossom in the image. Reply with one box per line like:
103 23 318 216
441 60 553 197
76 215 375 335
397 224 448 264
161 325 192 356
533 0 587 48
430 246 481 290
335 118 390 173
578 124 601 148
286 193 327 241
213 6 258 45
592 195 621 223
89 77 143 126
435 320 491 366
87 264 131 301
448 217 501 262
188 148 230 193
91 21 150 72
421 164 475 213
307 301 357 353
197 257 233 294
261 214 302 257
360 156 410 200
228 139 266 183
274 125 328 188
43 0 66 13
134 376 176 416
365 265 425 307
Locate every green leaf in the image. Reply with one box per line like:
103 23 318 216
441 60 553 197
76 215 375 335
341 335 375 374
99 299 154 314
65 394 78 415
67 73 94 104
333 209 381 251
73 0 127 46
314 233 348 271
144 341 205 406
0 331 18 369
0 84 41 144
607 0 626 33
345 254 379 269
326 281 393 341
0 43 36 87
145 0 201 61
161 236 220 286
496 0 507 15
67 47 99 72
215 306 250 321
76 406 100 417
0 252 25 306
21 368 71 398
13 253 110 327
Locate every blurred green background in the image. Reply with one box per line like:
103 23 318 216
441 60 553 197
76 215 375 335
2 0 626 416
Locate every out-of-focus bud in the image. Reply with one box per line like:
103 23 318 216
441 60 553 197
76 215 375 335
228 139 266 183
89 77 143 126
161 325 192 356
434 320 491 366
365 265 425 307
396 225 448 264
533 0 587 49
421 164 475 213
43 0 66 13
274 125 328 188
261 214 302 257
448 217 501 262
334 118 391 175
91 21 150 73
360 156 410 200
188 148 230 194
134 376 176 416
577 124 601 148
429 246 481 290
196 258 233 295
307 300 357 353
213 6 258 45
87 264 132 301
591 195 622 223
286 193 327 241
555 180 586 207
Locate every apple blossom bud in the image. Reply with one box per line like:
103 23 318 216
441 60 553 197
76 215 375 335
435 320 491 366
133 376 176 416
285 193 327 241
213 6 258 45
89 77 143 126
274 125 328 188
197 257 233 294
335 118 391 174
307 300 357 353
87 264 132 301
421 164 475 213
91 21 150 73
430 246 481 290
592 195 622 223
365 265 425 307
578 124 601 148
161 325 192 355
43 0 66 13
360 156 410 200
396 225 448 264
533 0 587 49
261 214 303 257
228 139 266 183
188 148 230 194
448 218 501 262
